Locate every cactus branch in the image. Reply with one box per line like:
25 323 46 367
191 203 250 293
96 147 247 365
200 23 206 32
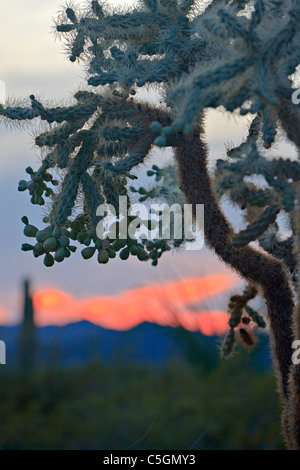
175 117 294 404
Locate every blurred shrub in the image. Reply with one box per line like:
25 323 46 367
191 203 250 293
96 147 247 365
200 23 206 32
0 352 283 450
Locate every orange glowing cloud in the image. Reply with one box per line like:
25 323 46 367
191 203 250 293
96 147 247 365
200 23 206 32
0 306 7 324
32 274 236 336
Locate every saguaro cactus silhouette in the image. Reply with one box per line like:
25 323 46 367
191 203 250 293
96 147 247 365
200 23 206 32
1 0 300 448
19 280 36 371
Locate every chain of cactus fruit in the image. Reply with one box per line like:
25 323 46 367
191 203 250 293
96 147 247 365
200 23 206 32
19 160 189 267
222 284 266 356
1 0 300 449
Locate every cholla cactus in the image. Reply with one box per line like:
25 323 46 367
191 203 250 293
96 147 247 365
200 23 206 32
1 0 300 449
215 114 299 276
167 0 300 141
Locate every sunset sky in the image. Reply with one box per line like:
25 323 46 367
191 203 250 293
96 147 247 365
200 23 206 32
0 0 286 329
32 274 236 335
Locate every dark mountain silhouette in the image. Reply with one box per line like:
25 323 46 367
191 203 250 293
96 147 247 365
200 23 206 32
0 321 272 370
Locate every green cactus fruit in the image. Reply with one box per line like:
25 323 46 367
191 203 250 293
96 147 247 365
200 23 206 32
107 248 116 259
43 237 58 252
69 230 78 240
69 245 77 253
98 249 109 264
119 246 130 260
45 188 53 198
58 236 70 247
130 245 139 256
34 187 43 197
154 135 167 147
151 121 163 133
33 243 44 256
163 126 173 136
36 230 50 243
64 248 71 258
81 247 96 259
137 247 149 261
70 220 81 231
44 173 53 182
25 166 34 175
18 180 27 191
239 328 254 347
21 216 29 225
95 239 102 250
77 232 87 244
223 328 235 357
127 237 138 248
44 253 54 267
21 243 34 252
55 247 66 263
111 238 127 251
24 224 38 237
60 227 70 237
53 227 61 238
102 239 111 249
245 305 266 328
86 228 96 239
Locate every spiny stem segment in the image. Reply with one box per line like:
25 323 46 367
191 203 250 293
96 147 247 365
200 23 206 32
175 122 294 404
